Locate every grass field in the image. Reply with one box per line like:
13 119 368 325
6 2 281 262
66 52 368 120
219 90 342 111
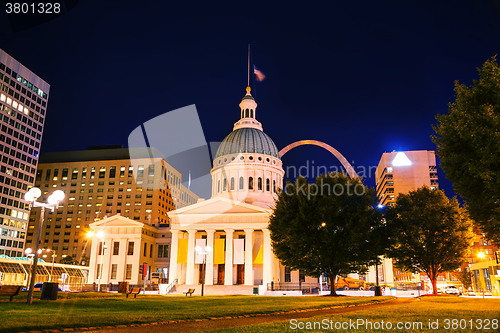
0 293 392 332
204 296 500 333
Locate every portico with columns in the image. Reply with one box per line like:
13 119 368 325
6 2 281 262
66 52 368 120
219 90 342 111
168 197 276 287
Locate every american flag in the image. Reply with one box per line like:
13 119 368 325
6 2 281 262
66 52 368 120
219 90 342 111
254 65 266 82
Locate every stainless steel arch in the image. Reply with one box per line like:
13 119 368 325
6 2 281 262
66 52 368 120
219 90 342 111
279 140 357 178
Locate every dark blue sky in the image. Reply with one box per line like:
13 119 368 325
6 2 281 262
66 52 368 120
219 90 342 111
1 0 499 199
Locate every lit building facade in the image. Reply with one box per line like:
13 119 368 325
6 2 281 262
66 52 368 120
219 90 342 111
27 147 198 263
0 49 49 258
375 150 438 206
168 86 285 293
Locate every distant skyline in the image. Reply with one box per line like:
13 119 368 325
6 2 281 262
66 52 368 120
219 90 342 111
1 0 500 199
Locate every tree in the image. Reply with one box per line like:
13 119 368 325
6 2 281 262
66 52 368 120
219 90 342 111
59 255 75 265
387 186 473 295
432 56 500 245
268 173 388 296
455 268 473 292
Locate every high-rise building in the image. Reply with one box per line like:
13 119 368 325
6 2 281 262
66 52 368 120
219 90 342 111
375 150 438 206
0 49 49 258
27 146 199 263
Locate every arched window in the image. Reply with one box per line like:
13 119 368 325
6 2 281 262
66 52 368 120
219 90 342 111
218 180 220 193
230 177 235 191
239 177 244 190
249 177 253 190
273 180 276 192
266 178 270 191
245 109 249 117
223 178 227 191
241 110 244 118
258 177 262 190
250 109 253 118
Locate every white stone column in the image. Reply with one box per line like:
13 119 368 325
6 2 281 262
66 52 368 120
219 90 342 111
224 228 234 285
186 230 196 285
168 230 179 284
88 235 99 284
205 229 215 285
244 228 254 285
263 229 272 286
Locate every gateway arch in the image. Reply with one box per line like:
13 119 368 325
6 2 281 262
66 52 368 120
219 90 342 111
279 140 357 178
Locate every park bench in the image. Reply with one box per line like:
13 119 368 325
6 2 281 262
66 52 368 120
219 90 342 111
126 287 142 298
183 288 196 296
0 285 23 301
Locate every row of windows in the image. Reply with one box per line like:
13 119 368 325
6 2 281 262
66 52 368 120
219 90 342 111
1 218 27 229
0 62 48 100
241 108 254 118
0 249 23 257
0 112 41 143
1 96 44 132
0 97 44 127
0 237 24 249
217 176 276 193
0 81 46 115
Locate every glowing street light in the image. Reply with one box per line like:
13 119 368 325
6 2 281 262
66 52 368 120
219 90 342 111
24 188 65 304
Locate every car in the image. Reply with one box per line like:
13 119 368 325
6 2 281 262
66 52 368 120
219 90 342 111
440 285 461 295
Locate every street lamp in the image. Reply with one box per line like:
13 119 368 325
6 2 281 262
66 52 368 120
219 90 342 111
24 187 65 304
195 245 213 296
24 248 34 288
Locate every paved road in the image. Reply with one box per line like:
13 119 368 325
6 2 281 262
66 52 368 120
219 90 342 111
85 298 414 333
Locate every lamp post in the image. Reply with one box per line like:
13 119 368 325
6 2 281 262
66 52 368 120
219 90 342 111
24 187 65 304
195 245 213 296
24 248 34 288
50 253 57 282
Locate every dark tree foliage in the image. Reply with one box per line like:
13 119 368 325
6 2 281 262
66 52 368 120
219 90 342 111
432 56 500 245
269 173 388 296
455 268 473 292
59 255 75 265
387 186 473 295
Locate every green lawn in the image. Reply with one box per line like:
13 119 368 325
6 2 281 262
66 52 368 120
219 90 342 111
204 296 500 333
0 294 392 332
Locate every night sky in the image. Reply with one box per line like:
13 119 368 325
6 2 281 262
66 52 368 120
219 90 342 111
1 0 500 199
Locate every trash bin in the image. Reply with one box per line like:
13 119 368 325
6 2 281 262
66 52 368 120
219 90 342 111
118 281 130 294
41 282 58 300
253 287 259 295
374 286 382 296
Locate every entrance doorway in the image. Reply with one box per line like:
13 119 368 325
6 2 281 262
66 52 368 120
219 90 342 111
217 264 225 285
236 264 244 284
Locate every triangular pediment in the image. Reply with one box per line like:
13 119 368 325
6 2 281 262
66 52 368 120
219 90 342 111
89 214 146 228
169 197 271 217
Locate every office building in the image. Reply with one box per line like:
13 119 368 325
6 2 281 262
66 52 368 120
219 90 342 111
375 150 438 206
26 146 199 263
0 49 49 258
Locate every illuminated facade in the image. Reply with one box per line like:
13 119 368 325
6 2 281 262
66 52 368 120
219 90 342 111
27 147 198 263
0 49 49 258
167 87 285 293
375 150 438 206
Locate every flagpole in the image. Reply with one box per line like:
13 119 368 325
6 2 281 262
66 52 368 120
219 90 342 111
247 44 250 87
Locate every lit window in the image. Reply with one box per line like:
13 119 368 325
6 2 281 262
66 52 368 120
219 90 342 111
6 97 12 105
12 101 17 108
0 94 5 101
